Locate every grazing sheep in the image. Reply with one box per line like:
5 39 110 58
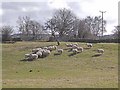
25 54 31 59
66 43 73 47
25 54 38 60
77 47 83 52
97 49 104 54
42 49 51 57
72 49 78 54
43 47 48 50
47 46 57 51
72 45 78 49
36 51 42 58
73 43 78 46
86 43 93 48
57 49 63 54
32 48 42 54
54 46 57 50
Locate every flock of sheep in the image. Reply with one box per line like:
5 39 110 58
24 43 104 61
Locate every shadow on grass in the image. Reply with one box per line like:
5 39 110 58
54 53 61 56
92 54 102 57
68 52 80 57
20 59 34 62
19 56 48 62
83 47 91 50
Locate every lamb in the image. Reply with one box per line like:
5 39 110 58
86 43 93 48
77 47 83 52
97 49 104 54
57 49 63 54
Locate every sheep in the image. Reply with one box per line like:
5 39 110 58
72 49 78 54
25 53 31 59
73 43 78 46
42 49 51 57
53 45 57 50
66 43 73 47
32 48 42 54
72 45 78 49
86 43 93 48
43 47 48 50
77 47 83 52
25 53 38 60
97 49 104 54
47 45 57 51
57 49 63 54
36 51 42 58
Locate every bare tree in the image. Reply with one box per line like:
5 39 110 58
45 8 77 38
76 19 92 39
85 16 107 38
0 25 13 41
112 25 120 39
17 16 43 40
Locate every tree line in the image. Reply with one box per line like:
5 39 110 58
0 8 119 42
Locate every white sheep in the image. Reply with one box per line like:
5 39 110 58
97 49 104 54
42 49 51 57
86 43 93 48
77 47 83 52
47 45 57 51
72 44 78 49
57 49 63 54
53 46 57 50
66 43 73 47
32 48 42 54
25 54 38 60
73 43 78 46
25 54 31 59
43 47 48 50
72 49 78 54
36 51 42 58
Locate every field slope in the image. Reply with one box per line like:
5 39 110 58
2 42 118 88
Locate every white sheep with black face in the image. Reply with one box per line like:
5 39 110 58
97 49 104 54
86 43 93 48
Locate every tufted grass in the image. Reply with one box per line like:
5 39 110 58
2 41 118 88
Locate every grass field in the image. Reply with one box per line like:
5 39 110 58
2 41 118 88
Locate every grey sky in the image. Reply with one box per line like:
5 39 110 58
0 0 119 34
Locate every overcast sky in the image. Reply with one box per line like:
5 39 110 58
0 0 119 35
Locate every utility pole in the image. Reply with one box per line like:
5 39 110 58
99 11 106 38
